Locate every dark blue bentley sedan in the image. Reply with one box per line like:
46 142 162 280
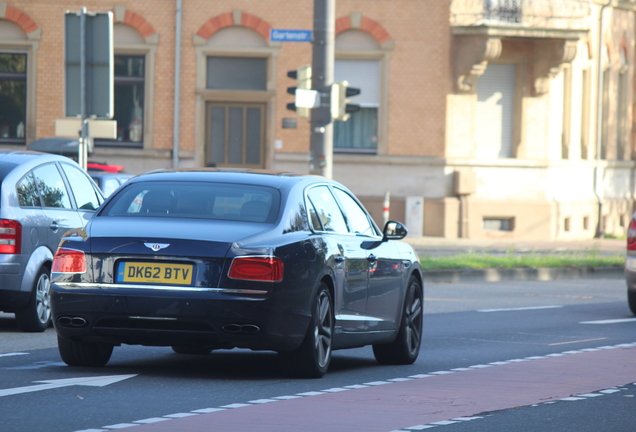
51 169 423 378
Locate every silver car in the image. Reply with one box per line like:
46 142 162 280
0 150 104 331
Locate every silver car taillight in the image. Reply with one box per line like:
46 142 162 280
0 219 21 254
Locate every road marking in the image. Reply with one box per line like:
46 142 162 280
4 361 66 370
478 305 563 312
580 318 636 324
549 338 607 346
70 342 636 432
0 352 29 358
0 374 137 397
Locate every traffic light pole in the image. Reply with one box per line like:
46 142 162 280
310 0 334 178
79 7 88 171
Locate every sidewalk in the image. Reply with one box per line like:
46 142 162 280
403 237 626 283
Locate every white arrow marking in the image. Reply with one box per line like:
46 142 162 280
0 374 137 397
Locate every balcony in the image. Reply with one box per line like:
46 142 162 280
451 0 592 33
451 0 593 95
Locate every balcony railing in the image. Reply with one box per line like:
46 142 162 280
451 0 592 30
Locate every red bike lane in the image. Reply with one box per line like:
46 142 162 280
87 344 636 432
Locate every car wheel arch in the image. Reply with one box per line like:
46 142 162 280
20 245 54 294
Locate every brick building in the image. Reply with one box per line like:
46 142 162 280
0 0 635 239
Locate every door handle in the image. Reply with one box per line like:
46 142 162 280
49 221 59 231
334 255 345 263
367 254 377 263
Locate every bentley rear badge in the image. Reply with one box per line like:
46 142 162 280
144 242 170 252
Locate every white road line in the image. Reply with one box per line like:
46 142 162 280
478 305 563 312
0 352 29 358
580 318 636 324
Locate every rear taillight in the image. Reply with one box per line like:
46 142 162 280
228 256 284 282
0 219 21 254
628 218 636 251
52 248 86 273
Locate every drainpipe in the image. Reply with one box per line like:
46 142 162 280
172 0 183 168
593 0 615 238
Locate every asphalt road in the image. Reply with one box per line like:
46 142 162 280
0 276 634 432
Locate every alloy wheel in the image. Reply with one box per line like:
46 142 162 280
35 272 52 325
314 290 333 368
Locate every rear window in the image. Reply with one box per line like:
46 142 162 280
100 181 280 223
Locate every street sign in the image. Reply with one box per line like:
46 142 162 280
65 11 114 118
270 29 312 42
55 118 117 139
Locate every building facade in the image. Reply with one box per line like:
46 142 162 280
0 0 634 239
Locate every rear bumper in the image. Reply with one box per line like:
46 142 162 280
626 256 636 292
0 261 28 310
51 285 310 352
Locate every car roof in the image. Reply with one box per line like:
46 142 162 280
89 172 135 179
0 149 72 167
0 150 77 182
128 168 331 189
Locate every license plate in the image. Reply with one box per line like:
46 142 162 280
116 262 194 285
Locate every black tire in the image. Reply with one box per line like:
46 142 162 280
57 335 113 367
373 276 423 365
15 266 52 332
279 282 334 378
171 346 213 355
628 290 636 315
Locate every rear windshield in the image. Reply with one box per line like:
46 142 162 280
99 181 280 223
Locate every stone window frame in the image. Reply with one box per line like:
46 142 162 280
335 13 394 156
0 3 40 146
192 10 279 168
94 5 159 152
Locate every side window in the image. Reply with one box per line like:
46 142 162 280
332 187 376 236
306 199 323 231
31 163 72 209
306 186 348 233
16 172 41 207
61 163 102 211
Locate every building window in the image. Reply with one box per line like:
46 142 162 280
617 50 628 159
583 215 589 230
334 59 380 153
564 217 571 232
206 103 264 167
0 53 26 144
96 55 145 146
475 63 516 158
580 68 591 159
206 57 267 90
483 217 514 231
600 46 610 159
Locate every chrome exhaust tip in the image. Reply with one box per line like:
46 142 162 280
222 323 261 334
57 316 87 327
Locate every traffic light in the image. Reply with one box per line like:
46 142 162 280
330 81 361 121
286 65 312 119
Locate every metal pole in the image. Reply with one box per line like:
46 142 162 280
594 0 615 238
79 8 88 171
172 0 182 169
310 0 334 178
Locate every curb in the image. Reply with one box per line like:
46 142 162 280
423 265 625 283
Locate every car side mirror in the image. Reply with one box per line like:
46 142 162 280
382 221 408 241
